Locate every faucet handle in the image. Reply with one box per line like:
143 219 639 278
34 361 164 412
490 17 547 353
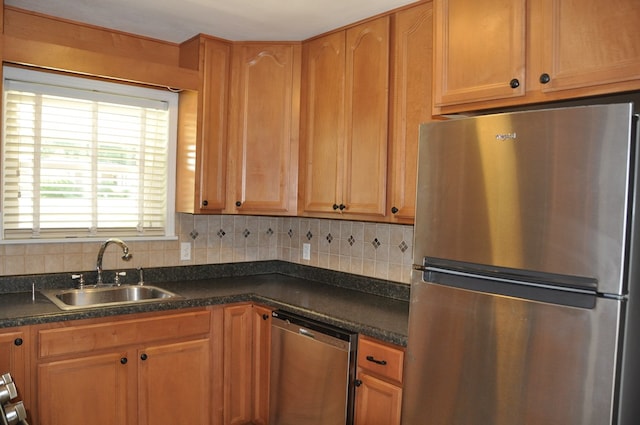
71 273 85 289
114 271 126 286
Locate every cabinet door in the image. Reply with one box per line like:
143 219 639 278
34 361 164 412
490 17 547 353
354 372 402 425
537 0 640 93
37 352 131 425
301 31 345 214
138 339 211 425
198 38 230 211
0 329 29 408
388 2 433 223
433 0 526 106
344 16 390 216
251 305 272 425
229 43 300 215
223 304 253 425
176 36 230 213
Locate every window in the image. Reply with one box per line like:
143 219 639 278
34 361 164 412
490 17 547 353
2 66 177 241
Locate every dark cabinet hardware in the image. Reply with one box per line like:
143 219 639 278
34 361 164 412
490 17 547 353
391 206 399 214
366 355 387 366
140 353 148 361
13 338 23 346
202 200 208 206
262 314 269 320
332 204 339 210
355 379 362 387
235 201 242 207
539 73 551 84
509 78 520 89
120 357 128 364
339 204 346 211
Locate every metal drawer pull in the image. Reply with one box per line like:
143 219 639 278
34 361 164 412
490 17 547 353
366 355 387 366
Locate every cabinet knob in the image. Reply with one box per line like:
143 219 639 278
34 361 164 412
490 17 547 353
339 204 346 211
120 357 128 364
202 200 208 207
332 204 339 210
509 78 520 89
140 353 148 361
539 73 551 84
235 201 242 207
391 206 399 214
262 314 269 320
14 338 23 346
355 379 362 387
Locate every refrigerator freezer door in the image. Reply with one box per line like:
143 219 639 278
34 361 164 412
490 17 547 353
414 103 635 295
401 272 622 425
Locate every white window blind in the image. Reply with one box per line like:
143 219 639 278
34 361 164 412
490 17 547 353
2 67 177 240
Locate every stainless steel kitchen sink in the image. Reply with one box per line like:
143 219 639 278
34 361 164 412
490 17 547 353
41 285 183 310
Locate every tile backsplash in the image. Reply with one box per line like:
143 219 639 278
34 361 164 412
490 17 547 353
0 213 415 284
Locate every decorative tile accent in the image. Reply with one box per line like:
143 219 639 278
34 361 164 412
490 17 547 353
190 230 199 240
348 235 355 246
372 238 381 249
266 228 274 236
243 229 250 238
326 233 333 244
217 229 226 238
288 229 294 238
399 241 408 253
306 231 313 240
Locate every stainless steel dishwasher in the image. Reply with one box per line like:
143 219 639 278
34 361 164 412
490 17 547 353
269 310 358 425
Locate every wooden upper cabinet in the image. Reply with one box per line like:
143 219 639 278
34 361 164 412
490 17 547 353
435 0 640 113
177 36 231 213
227 43 301 215
300 31 346 214
433 0 526 108
535 0 640 94
388 2 434 224
300 16 390 219
344 16 390 217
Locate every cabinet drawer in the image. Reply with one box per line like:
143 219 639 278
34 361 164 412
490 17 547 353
38 309 211 359
357 336 404 384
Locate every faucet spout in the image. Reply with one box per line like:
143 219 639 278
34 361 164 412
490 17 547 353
96 238 132 285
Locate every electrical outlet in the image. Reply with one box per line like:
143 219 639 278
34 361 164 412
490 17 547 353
302 243 311 260
180 242 191 261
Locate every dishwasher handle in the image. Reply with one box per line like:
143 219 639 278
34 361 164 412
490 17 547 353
299 328 315 339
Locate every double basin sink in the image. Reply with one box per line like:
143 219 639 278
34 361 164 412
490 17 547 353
41 284 183 311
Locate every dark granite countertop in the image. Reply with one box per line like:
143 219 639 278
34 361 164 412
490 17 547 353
0 261 410 346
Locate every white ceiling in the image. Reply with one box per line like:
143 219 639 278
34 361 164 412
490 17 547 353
6 0 418 43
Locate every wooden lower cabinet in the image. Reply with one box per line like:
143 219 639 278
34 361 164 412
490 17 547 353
32 308 213 425
354 336 404 425
0 327 31 421
223 303 272 425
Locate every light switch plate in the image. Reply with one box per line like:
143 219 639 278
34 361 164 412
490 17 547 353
302 243 311 260
180 242 191 261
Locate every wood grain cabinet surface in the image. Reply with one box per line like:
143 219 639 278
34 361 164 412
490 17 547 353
0 328 30 421
177 35 232 214
226 43 301 216
32 309 213 425
434 0 640 114
354 335 405 425
300 16 390 220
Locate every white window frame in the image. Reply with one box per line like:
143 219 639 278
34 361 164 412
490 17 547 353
1 66 178 243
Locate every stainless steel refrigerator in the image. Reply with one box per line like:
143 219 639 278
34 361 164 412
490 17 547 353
402 103 640 425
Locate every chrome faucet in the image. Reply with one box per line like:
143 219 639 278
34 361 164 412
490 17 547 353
96 238 132 285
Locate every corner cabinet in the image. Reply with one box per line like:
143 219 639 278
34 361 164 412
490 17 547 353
387 2 434 223
300 16 390 219
434 0 640 114
354 336 405 425
32 309 213 425
225 43 301 216
177 35 231 213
